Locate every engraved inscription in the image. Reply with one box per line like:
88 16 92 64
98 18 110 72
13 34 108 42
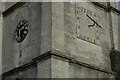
75 4 102 46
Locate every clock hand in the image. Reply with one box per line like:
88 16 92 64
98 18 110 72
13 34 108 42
18 24 27 37
17 29 21 41
18 27 23 37
18 29 20 37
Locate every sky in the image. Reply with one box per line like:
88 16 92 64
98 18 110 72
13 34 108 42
116 0 120 9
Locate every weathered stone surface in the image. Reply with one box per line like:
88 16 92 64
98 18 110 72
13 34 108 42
0 15 2 79
118 2 120 51
0 2 4 78
52 2 65 53
111 12 119 50
52 2 112 71
0 2 5 12
99 2 108 6
3 65 37 78
1 2 119 78
40 2 52 54
69 63 115 78
37 58 51 78
4 2 17 11
51 58 69 78
2 2 42 73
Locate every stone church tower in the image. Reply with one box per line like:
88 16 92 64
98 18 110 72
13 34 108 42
0 2 120 79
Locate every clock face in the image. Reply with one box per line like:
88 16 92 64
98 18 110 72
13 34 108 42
15 20 28 43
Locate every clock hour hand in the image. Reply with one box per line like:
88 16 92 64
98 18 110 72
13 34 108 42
18 29 21 37
18 26 23 37
17 29 21 41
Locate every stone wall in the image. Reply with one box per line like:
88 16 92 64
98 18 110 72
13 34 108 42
1 2 120 79
0 2 5 79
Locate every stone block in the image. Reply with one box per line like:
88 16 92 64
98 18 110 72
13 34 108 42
52 2 65 53
2 2 43 73
111 12 119 50
3 65 37 79
0 11 2 77
37 58 51 78
52 2 112 71
69 63 115 78
51 58 69 78
40 2 52 54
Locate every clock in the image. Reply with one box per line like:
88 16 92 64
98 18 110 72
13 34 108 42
15 20 29 43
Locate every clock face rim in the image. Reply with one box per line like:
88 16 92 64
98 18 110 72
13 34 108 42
15 19 29 43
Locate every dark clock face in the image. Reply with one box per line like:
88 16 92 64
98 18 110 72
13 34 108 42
15 20 28 43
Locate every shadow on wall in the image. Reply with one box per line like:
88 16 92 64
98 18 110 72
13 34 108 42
110 50 120 80
117 1 120 51
117 2 120 79
111 2 120 79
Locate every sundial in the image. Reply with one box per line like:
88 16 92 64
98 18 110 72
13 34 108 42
86 14 102 29
75 4 102 46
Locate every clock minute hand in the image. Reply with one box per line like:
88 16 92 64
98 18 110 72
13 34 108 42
18 29 21 37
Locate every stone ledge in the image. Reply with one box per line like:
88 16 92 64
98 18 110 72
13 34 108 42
50 50 116 76
92 2 120 15
2 2 26 17
2 2 120 17
2 50 116 78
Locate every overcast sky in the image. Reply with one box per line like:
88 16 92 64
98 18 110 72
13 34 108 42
116 0 120 9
